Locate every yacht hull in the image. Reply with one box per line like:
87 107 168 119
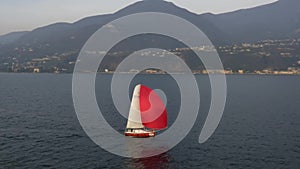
124 131 155 138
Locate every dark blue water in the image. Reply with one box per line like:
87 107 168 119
0 73 300 168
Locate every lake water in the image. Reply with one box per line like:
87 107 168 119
0 73 300 168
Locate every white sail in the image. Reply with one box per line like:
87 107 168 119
126 85 144 129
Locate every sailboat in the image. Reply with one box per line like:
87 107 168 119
125 84 168 138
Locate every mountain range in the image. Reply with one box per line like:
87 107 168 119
0 0 299 72
0 31 28 45
204 0 300 42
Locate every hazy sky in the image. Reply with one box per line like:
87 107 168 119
0 0 277 35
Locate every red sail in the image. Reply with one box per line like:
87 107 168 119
139 85 167 130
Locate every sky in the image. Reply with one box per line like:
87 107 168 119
0 0 278 35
